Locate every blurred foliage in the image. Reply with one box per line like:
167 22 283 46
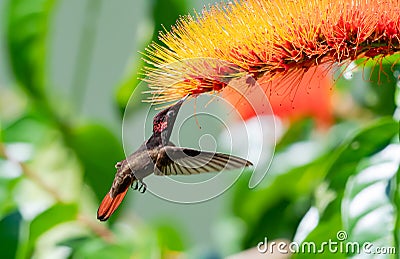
0 211 21 259
115 0 188 114
1 0 190 257
68 124 124 203
293 118 398 258
27 203 78 256
6 0 55 99
0 0 399 258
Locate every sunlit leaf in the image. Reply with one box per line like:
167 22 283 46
2 113 53 146
292 214 346 259
155 222 186 252
296 118 398 257
77 246 132 259
70 240 133 259
393 175 400 255
343 144 399 257
28 203 78 253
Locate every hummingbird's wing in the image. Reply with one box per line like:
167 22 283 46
154 146 252 175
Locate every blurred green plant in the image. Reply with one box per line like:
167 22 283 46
6 0 55 99
1 0 189 258
115 0 188 115
0 0 399 258
230 63 400 258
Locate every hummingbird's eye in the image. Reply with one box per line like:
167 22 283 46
167 110 175 117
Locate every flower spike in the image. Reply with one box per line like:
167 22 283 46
142 0 400 106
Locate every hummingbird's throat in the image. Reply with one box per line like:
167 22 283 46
153 121 168 133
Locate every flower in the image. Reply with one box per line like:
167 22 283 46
223 66 334 126
142 0 400 106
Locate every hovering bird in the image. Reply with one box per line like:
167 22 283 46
97 97 253 221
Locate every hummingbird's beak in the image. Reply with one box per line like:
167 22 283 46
177 94 189 105
169 95 188 112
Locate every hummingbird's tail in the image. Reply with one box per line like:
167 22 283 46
97 188 129 221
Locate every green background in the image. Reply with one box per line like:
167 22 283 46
0 0 399 258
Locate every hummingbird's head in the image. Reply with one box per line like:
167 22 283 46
153 96 187 134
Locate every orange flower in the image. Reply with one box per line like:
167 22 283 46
142 0 400 106
223 66 333 126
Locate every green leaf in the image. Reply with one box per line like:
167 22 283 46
151 0 188 39
349 63 398 116
394 169 400 255
68 124 124 203
75 245 132 259
5 0 56 98
275 118 314 152
155 222 186 252
389 145 400 256
66 238 134 259
335 145 398 257
325 117 398 192
292 214 346 259
297 119 398 257
342 158 396 254
28 203 78 252
233 157 328 247
0 211 22 259
0 176 21 218
2 113 53 145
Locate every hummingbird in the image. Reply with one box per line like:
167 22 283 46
97 97 253 221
